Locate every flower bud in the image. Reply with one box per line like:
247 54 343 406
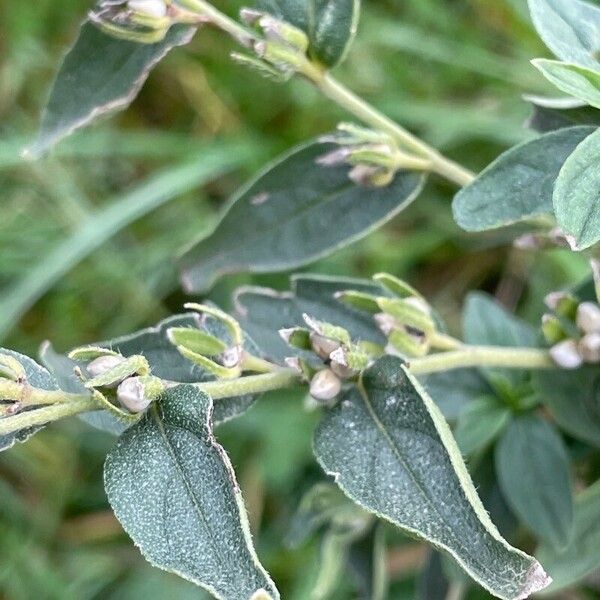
541 313 566 344
309 369 342 402
550 339 583 369
310 332 341 360
87 355 126 380
221 345 243 369
127 0 168 18
544 292 578 320
576 302 600 334
579 333 600 364
117 377 152 413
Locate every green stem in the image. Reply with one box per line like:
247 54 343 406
0 379 88 406
408 346 555 375
241 352 279 374
192 369 301 399
180 0 476 187
0 397 98 437
430 332 464 351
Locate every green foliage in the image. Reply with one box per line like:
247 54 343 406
553 128 600 249
495 415 573 549
104 384 278 599
452 127 595 232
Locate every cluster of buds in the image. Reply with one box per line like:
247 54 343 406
167 303 253 379
544 262 600 369
280 314 380 404
231 8 310 81
317 123 431 188
69 346 162 415
90 0 199 43
336 273 437 358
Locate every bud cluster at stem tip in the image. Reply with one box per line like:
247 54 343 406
544 260 600 369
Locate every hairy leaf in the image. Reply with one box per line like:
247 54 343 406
526 97 600 133
496 415 573 549
180 142 425 293
257 0 360 67
314 356 550 600
0 349 59 451
454 397 511 455
553 128 600 250
536 480 600 593
528 0 600 70
28 22 196 156
452 127 595 231
533 59 600 109
104 384 278 599
533 367 600 447
235 274 385 363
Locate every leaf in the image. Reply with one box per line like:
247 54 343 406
495 415 573 549
104 384 279 599
346 524 388 600
533 59 600 109
27 22 196 156
553 127 600 250
452 126 596 231
532 367 600 447
463 292 537 388
257 0 360 67
0 349 59 451
454 397 511 456
527 0 600 70
179 142 425 293
536 479 600 594
313 356 551 600
525 97 600 133
235 274 386 363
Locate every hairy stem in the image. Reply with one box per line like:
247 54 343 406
192 369 301 399
0 379 88 406
181 0 475 187
408 346 555 375
0 397 98 437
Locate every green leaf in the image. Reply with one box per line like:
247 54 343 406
533 59 600 109
553 127 600 250
495 415 573 549
27 22 196 156
532 367 600 447
257 0 360 67
0 349 59 451
454 397 511 455
180 142 425 293
346 524 388 600
313 356 550 600
235 274 386 363
525 96 600 133
527 0 600 70
536 479 600 593
104 384 279 599
463 292 537 388
452 127 595 231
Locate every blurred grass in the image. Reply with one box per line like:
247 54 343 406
0 0 590 598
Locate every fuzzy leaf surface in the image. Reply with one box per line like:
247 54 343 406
104 384 278 599
180 142 425 293
313 355 550 600
452 127 595 231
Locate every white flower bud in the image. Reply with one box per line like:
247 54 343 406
309 332 340 360
87 355 126 379
576 302 600 334
550 339 583 370
374 312 396 336
117 377 152 413
579 333 600 364
221 345 243 368
127 0 168 18
309 369 342 402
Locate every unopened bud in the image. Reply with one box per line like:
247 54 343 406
310 332 341 360
349 164 394 187
309 369 342 402
576 302 600 334
117 377 152 413
541 313 566 344
221 345 243 369
544 292 578 320
550 339 583 369
127 0 167 18
579 333 600 363
513 233 544 250
374 312 397 336
87 355 126 379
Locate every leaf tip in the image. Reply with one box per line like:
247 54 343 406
516 561 552 600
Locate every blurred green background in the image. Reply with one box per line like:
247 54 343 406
0 0 592 598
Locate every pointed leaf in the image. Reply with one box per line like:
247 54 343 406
313 356 550 600
553 127 600 250
495 415 573 549
527 0 600 70
454 397 511 455
104 384 279 599
180 142 425 293
28 22 196 156
452 127 595 231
